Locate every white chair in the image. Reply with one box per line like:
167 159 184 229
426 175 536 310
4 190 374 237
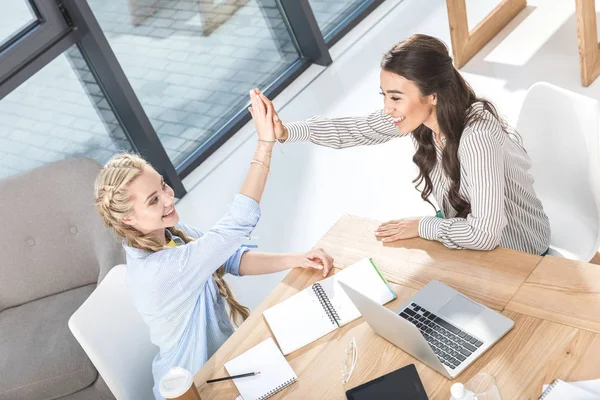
516 82 600 261
68 265 158 400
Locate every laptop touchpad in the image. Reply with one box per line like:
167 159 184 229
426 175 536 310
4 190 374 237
438 294 484 328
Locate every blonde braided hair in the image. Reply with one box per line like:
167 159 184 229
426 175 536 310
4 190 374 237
94 153 250 325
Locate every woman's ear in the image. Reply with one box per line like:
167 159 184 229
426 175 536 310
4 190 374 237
121 215 136 226
430 93 438 106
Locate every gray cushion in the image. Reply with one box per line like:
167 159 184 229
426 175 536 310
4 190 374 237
57 375 116 400
0 285 98 400
0 158 124 312
92 374 115 399
57 384 114 400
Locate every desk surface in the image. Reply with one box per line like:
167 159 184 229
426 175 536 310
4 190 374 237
506 255 600 334
313 215 542 311
194 215 600 400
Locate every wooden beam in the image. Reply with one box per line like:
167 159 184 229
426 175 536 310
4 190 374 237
575 0 600 86
447 0 526 68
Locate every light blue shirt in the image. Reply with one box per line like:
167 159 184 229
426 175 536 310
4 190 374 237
123 194 260 400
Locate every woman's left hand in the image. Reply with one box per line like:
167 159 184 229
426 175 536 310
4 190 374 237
296 248 334 277
248 88 276 144
375 217 422 242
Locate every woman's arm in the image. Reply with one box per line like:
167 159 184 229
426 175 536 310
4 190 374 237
168 90 278 289
241 89 277 203
175 222 334 278
238 248 334 277
257 92 404 149
170 195 261 290
418 125 508 251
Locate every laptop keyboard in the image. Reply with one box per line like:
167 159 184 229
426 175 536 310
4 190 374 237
400 303 484 370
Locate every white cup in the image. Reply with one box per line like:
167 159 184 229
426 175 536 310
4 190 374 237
159 367 201 400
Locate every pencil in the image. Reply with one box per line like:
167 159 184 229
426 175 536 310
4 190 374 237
206 372 260 383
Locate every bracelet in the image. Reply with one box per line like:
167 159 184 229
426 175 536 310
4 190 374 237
258 139 277 144
251 159 270 172
255 150 272 157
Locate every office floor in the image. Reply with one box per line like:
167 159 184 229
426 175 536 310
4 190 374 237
175 0 600 311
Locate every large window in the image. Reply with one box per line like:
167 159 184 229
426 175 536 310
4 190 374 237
0 0 388 197
0 46 132 179
308 0 385 44
0 0 71 89
87 0 302 167
0 0 38 48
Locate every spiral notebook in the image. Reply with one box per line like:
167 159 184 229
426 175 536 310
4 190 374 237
539 379 600 399
225 337 297 400
263 258 396 355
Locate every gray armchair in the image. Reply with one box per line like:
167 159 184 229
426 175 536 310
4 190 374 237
0 158 124 400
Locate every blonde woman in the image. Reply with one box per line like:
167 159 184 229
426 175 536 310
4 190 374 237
94 89 333 399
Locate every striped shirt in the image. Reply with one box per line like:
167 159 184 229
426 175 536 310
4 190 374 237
284 103 551 255
124 194 260 400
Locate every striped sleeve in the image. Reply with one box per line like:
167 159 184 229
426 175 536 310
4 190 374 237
418 121 508 250
283 109 405 149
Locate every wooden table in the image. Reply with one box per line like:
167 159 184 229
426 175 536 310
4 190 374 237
506 255 600 334
313 215 542 312
194 215 600 399
446 0 600 86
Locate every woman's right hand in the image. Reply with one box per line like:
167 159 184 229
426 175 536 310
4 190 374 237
248 88 276 144
254 90 289 142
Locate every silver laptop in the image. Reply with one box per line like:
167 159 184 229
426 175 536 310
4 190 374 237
338 280 513 379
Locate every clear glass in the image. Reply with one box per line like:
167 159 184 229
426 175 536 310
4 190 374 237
0 0 38 48
308 0 368 39
88 0 301 166
0 45 132 179
341 336 358 384
465 373 502 400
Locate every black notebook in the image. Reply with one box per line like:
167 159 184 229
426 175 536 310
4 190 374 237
346 364 429 400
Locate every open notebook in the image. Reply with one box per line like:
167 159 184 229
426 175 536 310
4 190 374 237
225 337 297 400
263 258 397 355
540 379 600 399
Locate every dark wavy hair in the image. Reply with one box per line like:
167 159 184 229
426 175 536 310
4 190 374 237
381 34 508 217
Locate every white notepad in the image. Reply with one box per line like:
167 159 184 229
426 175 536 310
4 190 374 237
263 258 397 355
225 338 297 400
540 379 600 399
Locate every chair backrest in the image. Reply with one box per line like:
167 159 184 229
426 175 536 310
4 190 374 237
0 157 125 313
516 82 600 261
69 264 158 400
